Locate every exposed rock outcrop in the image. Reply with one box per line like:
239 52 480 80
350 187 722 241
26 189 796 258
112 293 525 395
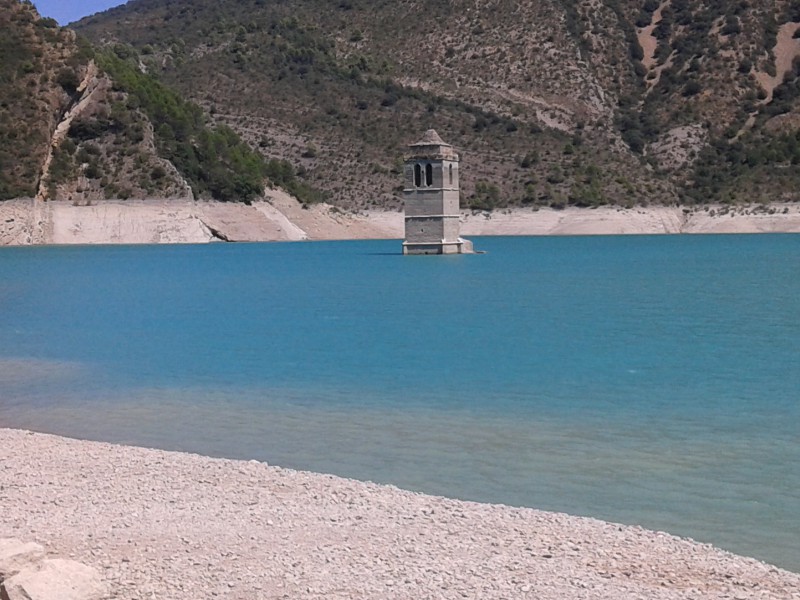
0 539 45 580
2 198 800 247
0 540 106 600
36 62 103 202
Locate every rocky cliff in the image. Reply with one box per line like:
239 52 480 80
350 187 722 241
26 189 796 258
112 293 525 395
1 0 306 207
0 0 191 203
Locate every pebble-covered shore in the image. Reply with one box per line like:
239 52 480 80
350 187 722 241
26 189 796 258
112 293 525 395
1 428 798 599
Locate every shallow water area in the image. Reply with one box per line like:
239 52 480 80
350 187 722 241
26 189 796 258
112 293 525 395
1 236 798 572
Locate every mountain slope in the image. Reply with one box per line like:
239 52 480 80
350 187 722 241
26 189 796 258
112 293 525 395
73 0 676 209
1 0 314 205
0 0 191 202
73 0 800 208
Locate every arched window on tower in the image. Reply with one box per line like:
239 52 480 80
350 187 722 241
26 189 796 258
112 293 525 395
414 164 422 187
449 164 453 185
425 163 433 187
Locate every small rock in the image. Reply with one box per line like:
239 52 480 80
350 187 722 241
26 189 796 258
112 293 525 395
1 558 107 600
0 538 46 580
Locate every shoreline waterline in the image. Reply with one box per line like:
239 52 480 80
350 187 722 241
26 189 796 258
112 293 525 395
2 195 800 246
2 427 799 599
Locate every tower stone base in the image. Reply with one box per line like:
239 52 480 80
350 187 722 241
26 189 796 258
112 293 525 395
402 237 474 255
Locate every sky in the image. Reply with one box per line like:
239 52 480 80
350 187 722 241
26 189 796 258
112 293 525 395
33 1 128 25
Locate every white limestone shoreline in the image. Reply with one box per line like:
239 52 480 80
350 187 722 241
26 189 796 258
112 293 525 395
1 428 799 599
2 192 800 246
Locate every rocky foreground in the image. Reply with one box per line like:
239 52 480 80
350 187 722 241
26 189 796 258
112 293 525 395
1 428 799 599
2 194 800 246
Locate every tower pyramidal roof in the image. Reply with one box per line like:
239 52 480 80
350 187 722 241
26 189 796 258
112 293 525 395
406 129 457 160
411 129 450 147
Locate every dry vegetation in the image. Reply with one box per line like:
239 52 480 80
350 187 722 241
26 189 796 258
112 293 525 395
74 0 682 209
6 0 800 207
0 1 88 199
74 0 800 208
0 0 196 203
1 0 309 206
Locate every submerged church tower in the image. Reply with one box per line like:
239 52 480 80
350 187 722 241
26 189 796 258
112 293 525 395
402 130 473 255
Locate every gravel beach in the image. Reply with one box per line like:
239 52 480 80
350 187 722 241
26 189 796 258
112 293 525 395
1 428 798 599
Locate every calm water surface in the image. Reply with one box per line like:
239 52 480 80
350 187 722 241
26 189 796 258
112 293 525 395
0 235 798 571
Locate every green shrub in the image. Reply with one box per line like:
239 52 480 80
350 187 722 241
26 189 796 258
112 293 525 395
97 47 321 204
56 68 79 93
682 80 701 97
465 180 501 210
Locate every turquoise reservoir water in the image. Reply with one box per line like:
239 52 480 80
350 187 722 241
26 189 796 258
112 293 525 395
0 235 798 571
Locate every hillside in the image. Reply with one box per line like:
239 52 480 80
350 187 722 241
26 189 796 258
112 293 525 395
72 0 800 209
0 0 189 202
0 0 311 205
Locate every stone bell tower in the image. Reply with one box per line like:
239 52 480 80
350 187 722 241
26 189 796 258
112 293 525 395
402 130 473 255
